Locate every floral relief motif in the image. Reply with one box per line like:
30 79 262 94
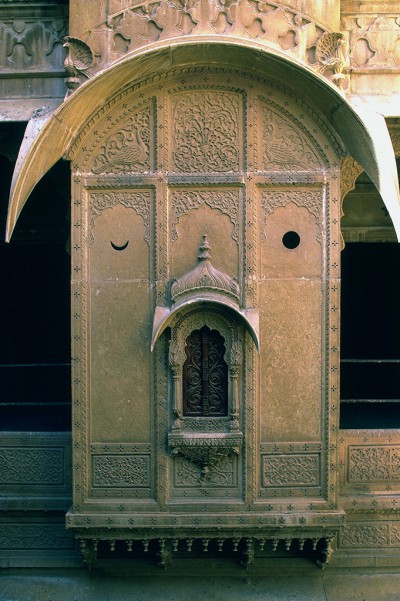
340 525 388 547
261 105 322 171
340 156 363 201
172 189 240 242
93 455 150 487
174 454 235 487
89 191 150 244
172 91 240 172
348 446 400 482
0 449 64 484
263 454 319 487
91 107 151 174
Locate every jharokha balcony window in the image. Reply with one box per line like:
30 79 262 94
183 326 228 417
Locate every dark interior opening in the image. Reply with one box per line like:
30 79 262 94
0 123 71 431
340 242 400 428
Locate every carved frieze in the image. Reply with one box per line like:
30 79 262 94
343 15 400 68
340 524 388 548
0 523 75 550
86 1 328 75
0 448 64 484
171 91 241 173
0 433 71 508
0 14 67 72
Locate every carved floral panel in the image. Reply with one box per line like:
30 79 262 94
348 445 400 482
0 448 64 485
173 455 236 488
171 91 241 172
262 454 320 487
93 455 150 487
0 523 75 550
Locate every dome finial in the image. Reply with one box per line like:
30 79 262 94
198 234 211 261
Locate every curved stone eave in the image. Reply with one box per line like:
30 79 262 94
5 36 400 241
151 300 260 352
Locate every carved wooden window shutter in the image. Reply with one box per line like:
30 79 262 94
183 325 228 417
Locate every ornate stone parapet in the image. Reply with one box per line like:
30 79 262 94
67 0 348 89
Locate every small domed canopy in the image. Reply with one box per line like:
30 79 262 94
151 235 260 351
5 37 400 241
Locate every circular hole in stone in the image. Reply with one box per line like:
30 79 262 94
282 231 300 249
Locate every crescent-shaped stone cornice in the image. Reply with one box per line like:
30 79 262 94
6 39 400 241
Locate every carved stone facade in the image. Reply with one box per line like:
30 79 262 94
1 0 400 586
63 66 343 567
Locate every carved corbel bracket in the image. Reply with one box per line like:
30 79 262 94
168 432 243 480
63 37 95 97
316 32 348 89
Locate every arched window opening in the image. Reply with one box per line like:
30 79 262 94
183 326 228 417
